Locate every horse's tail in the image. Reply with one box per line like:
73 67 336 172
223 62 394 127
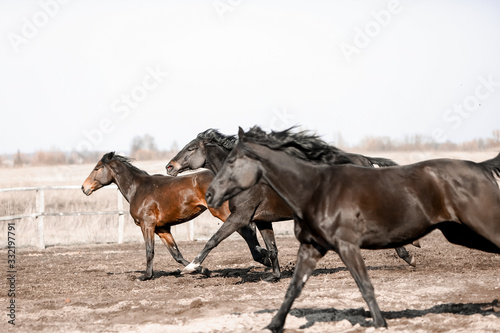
366 156 399 168
481 152 500 178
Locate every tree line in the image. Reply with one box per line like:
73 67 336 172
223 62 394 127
3 130 500 167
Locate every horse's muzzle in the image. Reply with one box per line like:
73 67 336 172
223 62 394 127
166 161 181 176
81 185 93 196
205 189 222 208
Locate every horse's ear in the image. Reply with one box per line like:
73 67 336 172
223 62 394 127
238 127 245 140
102 151 115 163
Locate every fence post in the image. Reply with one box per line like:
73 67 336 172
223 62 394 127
36 189 45 249
117 189 124 244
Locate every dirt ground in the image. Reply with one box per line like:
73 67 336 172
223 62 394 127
3 230 500 333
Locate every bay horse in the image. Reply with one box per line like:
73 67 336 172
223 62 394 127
81 152 270 281
166 129 416 281
206 126 500 332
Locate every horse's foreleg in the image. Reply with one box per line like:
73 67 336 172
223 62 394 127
266 242 326 333
156 227 190 266
182 211 252 274
256 221 281 281
209 203 269 267
394 246 416 267
235 222 272 267
139 220 155 281
337 240 387 328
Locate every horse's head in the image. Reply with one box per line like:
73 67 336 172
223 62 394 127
166 136 206 176
81 152 116 195
205 127 263 208
166 129 236 176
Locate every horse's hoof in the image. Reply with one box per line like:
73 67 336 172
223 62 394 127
137 275 152 281
264 323 282 333
373 317 388 328
201 268 211 277
182 263 200 274
409 256 416 267
263 275 280 283
403 255 416 267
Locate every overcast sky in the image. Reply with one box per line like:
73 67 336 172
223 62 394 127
1 0 499 154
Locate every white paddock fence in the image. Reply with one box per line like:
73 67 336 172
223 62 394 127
0 185 294 249
0 185 137 249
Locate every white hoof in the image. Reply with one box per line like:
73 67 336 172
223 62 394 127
182 262 200 274
409 256 416 267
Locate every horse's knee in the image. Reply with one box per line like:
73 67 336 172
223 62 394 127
204 237 219 250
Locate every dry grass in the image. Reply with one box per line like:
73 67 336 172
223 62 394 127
1 151 498 249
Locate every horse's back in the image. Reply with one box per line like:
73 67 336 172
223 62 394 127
321 158 500 248
147 169 214 190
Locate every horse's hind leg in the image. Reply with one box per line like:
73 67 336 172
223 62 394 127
156 227 190 266
337 240 387 328
235 223 271 267
395 246 416 267
438 222 500 254
256 221 281 281
266 242 326 333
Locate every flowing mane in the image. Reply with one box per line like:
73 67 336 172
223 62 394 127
197 129 237 150
101 152 149 175
243 126 350 164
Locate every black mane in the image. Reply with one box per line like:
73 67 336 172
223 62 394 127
243 126 351 164
101 152 149 175
197 129 237 150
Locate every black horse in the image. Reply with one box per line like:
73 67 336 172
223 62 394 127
166 129 416 280
206 127 500 332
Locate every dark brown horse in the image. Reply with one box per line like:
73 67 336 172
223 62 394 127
166 129 416 281
81 152 270 281
206 127 500 332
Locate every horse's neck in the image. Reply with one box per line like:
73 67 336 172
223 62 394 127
258 148 324 218
111 163 145 203
206 145 230 174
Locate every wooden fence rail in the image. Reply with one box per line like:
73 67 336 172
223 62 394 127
0 185 128 249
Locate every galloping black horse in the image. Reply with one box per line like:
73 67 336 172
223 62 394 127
166 129 416 281
206 127 500 332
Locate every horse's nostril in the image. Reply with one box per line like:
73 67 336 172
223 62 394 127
205 191 213 203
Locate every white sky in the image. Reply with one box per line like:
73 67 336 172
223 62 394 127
1 0 499 154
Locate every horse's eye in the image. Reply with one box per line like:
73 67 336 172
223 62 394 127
187 147 196 151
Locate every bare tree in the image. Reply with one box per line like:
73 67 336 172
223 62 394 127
14 149 23 167
493 129 500 144
130 134 159 160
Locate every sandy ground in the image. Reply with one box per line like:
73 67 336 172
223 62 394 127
2 230 500 333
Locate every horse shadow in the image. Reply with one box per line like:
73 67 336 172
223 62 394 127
106 269 183 280
106 264 408 282
257 300 500 329
107 267 256 280
207 264 408 284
